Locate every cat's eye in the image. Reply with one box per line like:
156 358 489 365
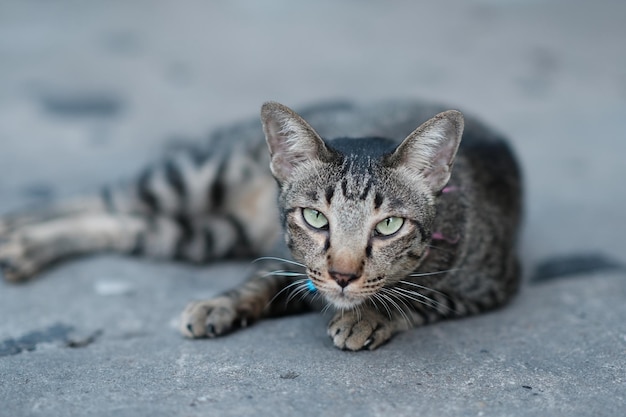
375 217 404 236
302 208 329 230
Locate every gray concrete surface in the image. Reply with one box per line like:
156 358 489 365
0 1 625 416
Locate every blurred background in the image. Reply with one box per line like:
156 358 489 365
0 0 625 266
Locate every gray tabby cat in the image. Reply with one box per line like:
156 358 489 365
0 100 522 350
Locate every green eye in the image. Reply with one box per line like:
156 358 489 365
375 217 404 236
302 208 329 230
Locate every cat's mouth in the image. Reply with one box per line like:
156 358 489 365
306 270 372 309
327 293 364 309
321 286 368 309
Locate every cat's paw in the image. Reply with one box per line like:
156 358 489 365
327 309 395 351
180 296 251 339
0 234 40 282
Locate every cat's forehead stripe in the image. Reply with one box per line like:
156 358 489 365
325 186 335 204
306 190 318 201
338 176 376 202
374 193 384 209
358 177 374 201
332 155 379 202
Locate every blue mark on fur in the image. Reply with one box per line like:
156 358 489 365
306 279 317 292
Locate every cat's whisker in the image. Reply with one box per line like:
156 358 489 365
261 270 307 278
321 301 334 315
296 286 317 304
286 282 311 304
266 278 308 308
252 256 306 269
379 290 412 327
407 268 461 278
390 287 459 315
352 303 360 322
391 287 438 308
424 245 457 255
426 243 455 251
395 281 461 314
371 293 393 320
398 280 450 298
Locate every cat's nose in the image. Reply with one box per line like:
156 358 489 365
329 270 360 288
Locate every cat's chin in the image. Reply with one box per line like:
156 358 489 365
325 294 366 310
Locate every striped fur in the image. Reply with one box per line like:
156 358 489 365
0 99 522 350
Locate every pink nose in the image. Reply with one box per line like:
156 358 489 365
329 270 360 288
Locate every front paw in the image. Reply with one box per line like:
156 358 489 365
180 296 250 339
327 309 395 351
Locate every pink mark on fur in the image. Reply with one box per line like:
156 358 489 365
431 232 460 244
442 186 459 194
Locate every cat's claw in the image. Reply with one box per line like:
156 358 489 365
327 310 394 351
180 297 249 339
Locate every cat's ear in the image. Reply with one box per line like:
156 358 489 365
386 110 464 193
261 101 333 183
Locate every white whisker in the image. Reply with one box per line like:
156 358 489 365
379 290 412 327
266 279 307 308
371 293 393 320
398 280 449 298
321 301 334 315
382 289 413 316
392 287 433 307
252 256 306 268
407 268 460 278
425 245 456 255
391 287 458 315
261 270 307 278
295 286 315 304
286 283 311 304
352 304 359 321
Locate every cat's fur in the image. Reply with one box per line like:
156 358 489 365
0 99 522 350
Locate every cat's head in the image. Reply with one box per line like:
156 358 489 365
261 102 464 309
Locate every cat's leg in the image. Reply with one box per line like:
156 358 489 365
1 142 279 281
0 212 264 282
0 196 107 236
0 163 170 235
180 260 316 338
326 287 493 351
325 272 477 351
328 290 474 351
0 183 161 281
327 256 521 351
326 295 451 351
0 213 143 281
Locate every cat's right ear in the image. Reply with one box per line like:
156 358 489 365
261 101 332 183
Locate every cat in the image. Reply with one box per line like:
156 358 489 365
0 99 522 350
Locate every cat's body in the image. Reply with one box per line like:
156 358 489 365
0 99 522 350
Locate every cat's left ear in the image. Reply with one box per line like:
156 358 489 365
261 101 334 183
386 110 464 193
